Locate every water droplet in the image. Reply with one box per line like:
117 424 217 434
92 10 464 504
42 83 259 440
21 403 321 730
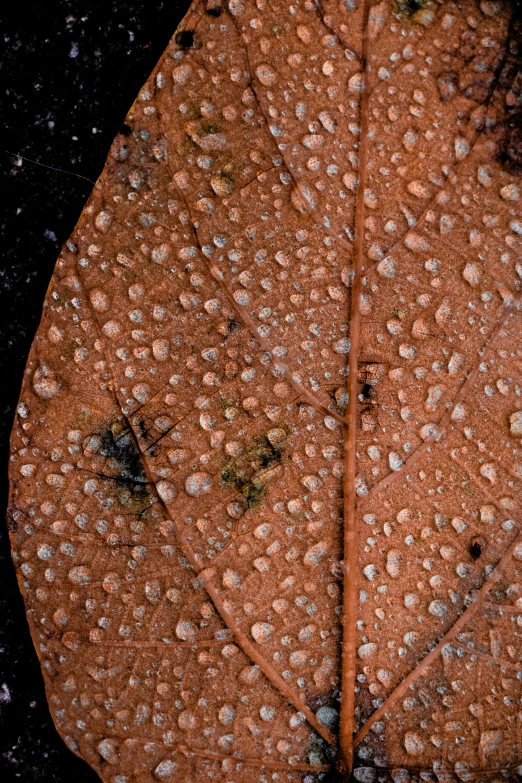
251 622 274 643
404 732 425 756
185 472 212 497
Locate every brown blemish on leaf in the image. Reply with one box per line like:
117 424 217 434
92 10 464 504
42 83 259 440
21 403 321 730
221 432 285 508
97 420 148 481
82 420 155 518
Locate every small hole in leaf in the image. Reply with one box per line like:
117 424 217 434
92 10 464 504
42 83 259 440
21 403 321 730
226 317 241 337
175 30 195 48
120 123 132 136
206 0 222 15
360 382 373 399
397 0 425 16
469 540 482 560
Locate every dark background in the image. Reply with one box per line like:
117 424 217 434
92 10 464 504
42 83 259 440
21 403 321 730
0 2 189 780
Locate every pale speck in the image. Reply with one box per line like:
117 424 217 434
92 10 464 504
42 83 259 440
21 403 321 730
90 289 109 311
480 463 497 484
479 730 503 757
260 705 276 721
157 481 176 502
152 339 170 360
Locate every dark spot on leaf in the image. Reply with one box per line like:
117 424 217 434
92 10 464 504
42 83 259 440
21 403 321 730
324 746 336 763
175 30 195 49
99 421 147 484
497 111 522 174
200 120 221 135
318 766 345 783
221 467 240 487
242 479 265 508
91 423 154 518
392 307 407 320
226 317 241 337
396 0 426 16
493 0 522 171
6 507 20 533
117 482 153 518
469 539 482 560
306 689 340 712
120 123 132 136
133 417 150 442
359 382 373 401
206 0 222 15
254 434 282 467
305 734 328 767
220 433 284 508
220 168 235 184
218 316 241 338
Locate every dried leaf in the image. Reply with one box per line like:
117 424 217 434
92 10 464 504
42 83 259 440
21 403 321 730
8 0 522 779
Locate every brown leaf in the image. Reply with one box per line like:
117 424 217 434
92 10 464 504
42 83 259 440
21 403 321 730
8 0 522 779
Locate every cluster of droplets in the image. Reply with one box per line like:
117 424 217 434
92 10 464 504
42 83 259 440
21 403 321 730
9 0 522 778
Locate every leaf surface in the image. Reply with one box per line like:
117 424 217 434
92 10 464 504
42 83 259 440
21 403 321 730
8 0 522 779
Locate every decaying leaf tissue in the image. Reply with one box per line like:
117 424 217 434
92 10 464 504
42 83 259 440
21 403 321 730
7 0 522 779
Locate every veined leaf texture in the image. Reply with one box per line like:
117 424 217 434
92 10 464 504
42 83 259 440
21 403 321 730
7 0 522 779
